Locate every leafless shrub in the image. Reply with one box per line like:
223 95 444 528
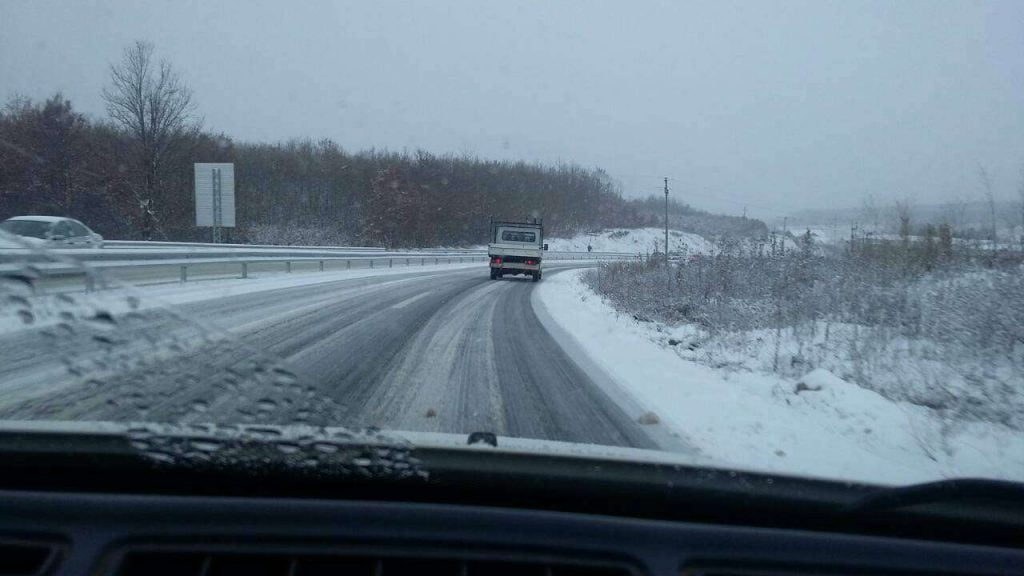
583 242 1024 429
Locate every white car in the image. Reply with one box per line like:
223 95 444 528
0 216 104 249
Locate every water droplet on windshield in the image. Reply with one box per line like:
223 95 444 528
256 398 277 413
191 399 209 413
276 442 300 455
125 295 140 310
190 439 222 453
17 309 34 324
6 294 29 306
313 442 339 454
127 426 152 440
146 451 176 464
89 310 117 326
272 367 297 381
1 274 36 292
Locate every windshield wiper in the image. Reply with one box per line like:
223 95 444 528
846 478 1024 514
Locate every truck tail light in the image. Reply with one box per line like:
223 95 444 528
526 259 536 265
492 257 502 264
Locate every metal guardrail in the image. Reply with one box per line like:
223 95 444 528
103 240 387 252
3 252 639 293
104 240 484 254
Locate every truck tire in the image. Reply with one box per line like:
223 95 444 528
532 271 540 282
490 268 498 280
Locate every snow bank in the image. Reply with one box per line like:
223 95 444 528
547 228 713 255
536 269 1024 485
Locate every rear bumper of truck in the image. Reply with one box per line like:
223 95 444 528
490 261 540 272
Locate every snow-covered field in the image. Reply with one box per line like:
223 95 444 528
547 228 713 255
537 269 1024 485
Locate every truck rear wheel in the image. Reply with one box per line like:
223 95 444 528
490 268 498 280
532 271 541 282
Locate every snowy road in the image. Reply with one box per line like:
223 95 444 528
0 264 660 449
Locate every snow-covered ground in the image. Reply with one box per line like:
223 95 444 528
547 228 713 255
536 269 1024 485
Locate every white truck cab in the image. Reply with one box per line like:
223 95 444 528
487 219 547 282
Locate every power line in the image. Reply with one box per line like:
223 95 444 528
632 183 794 217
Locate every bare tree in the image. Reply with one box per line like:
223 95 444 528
978 165 998 250
103 41 198 238
860 193 881 232
895 199 912 249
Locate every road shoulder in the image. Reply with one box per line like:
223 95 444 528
532 268 1024 485
531 269 702 456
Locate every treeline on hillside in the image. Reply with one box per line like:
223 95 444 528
0 42 766 247
0 95 630 246
628 196 768 239
0 94 236 242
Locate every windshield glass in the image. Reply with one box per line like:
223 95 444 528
501 231 537 243
1 219 52 239
1 0 1022 488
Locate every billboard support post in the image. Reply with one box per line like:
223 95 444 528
195 163 235 243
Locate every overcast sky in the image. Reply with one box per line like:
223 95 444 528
2 0 1022 218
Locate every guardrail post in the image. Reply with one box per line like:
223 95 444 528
347 260 351 269
84 274 95 292
319 260 324 272
180 265 187 283
370 259 374 269
435 257 438 265
242 262 248 279
422 257 425 266
389 258 393 268
406 258 410 266
286 261 292 273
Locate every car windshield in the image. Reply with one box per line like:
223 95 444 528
501 231 537 243
1 219 52 239
1 0 1022 489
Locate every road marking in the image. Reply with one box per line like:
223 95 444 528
392 291 433 309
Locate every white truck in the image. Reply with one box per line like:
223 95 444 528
488 219 548 282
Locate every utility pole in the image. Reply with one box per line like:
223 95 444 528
781 216 788 255
664 177 671 296
664 177 670 268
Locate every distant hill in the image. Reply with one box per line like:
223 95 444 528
625 196 769 239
